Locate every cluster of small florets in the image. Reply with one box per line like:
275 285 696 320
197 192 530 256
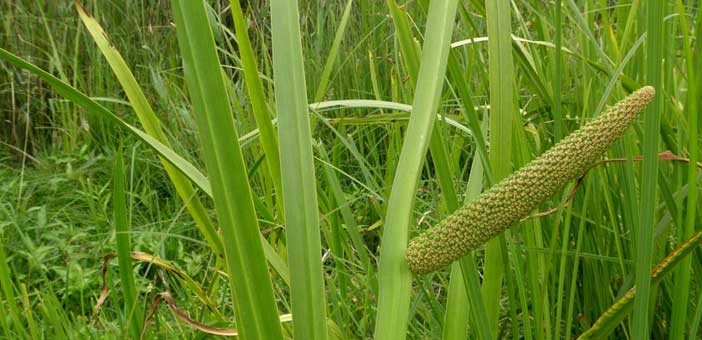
406 86 656 274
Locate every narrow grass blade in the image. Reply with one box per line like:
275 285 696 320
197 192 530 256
483 0 516 333
229 0 284 210
670 1 698 338
319 144 371 271
374 1 458 339
112 149 142 339
564 0 614 72
511 39 553 108
76 3 223 257
313 0 354 103
170 1 284 339
552 0 564 141
269 0 329 339
632 2 665 338
20 285 39 339
0 237 28 338
383 7 488 335
0 290 8 336
445 49 492 183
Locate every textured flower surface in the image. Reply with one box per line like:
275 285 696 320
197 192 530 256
406 86 656 274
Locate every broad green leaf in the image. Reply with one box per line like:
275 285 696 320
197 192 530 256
374 1 459 339
269 0 329 339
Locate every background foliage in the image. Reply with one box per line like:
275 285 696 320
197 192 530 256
1 0 700 339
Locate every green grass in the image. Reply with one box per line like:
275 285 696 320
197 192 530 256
632 1 665 338
0 1 701 339
112 148 142 339
483 0 516 335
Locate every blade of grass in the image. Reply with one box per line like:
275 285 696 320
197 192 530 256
669 1 697 338
112 148 142 339
313 0 354 103
170 1 284 339
0 236 28 339
445 49 492 183
693 11 702 340
564 183 592 340
374 1 458 339
19 284 38 340
229 0 284 214
318 144 371 271
632 2 664 338
564 0 614 72
511 39 553 108
483 0 517 333
552 0 564 141
450 34 641 92
269 0 329 339
318 141 369 337
0 290 8 336
690 290 702 340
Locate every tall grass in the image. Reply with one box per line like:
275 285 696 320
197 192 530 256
112 148 142 339
0 1 700 339
633 2 665 337
670 1 698 339
483 0 516 335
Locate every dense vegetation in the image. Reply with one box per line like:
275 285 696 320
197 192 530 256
0 1 700 339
